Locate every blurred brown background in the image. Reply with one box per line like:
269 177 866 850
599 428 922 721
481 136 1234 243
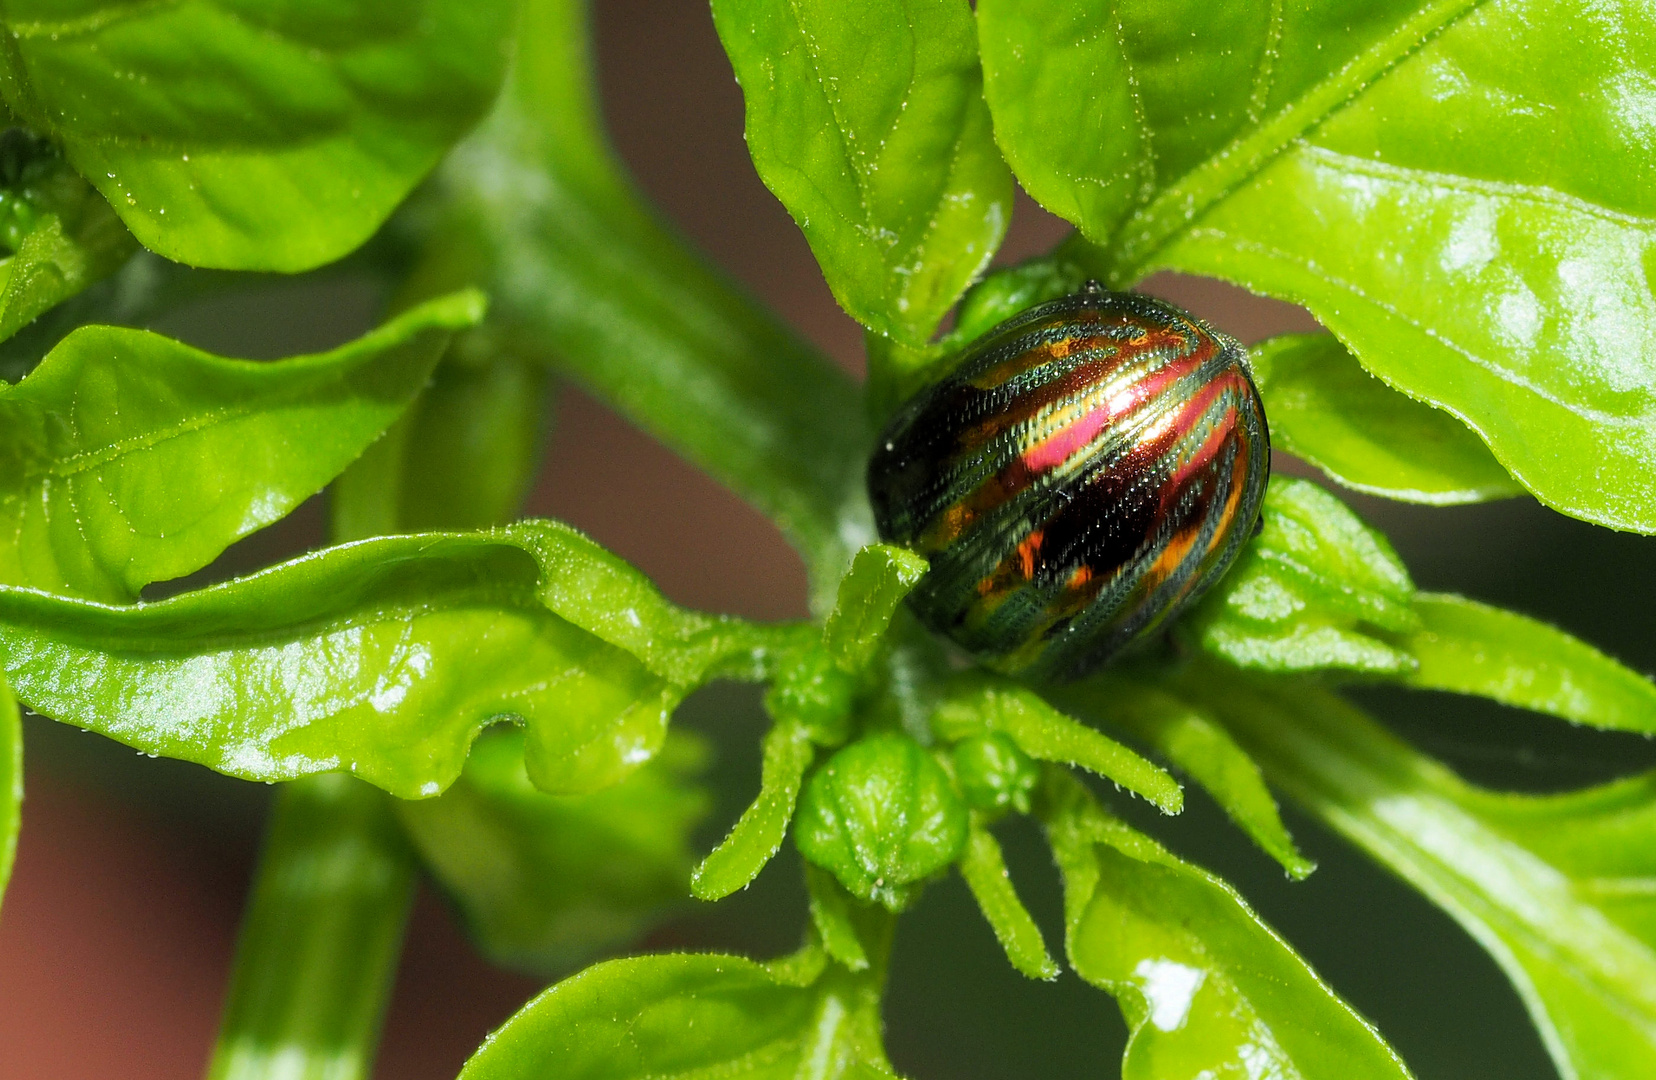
5 2 1656 1078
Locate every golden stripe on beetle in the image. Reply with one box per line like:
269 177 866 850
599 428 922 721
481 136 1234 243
867 282 1269 681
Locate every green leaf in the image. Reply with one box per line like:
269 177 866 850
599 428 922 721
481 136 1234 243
0 0 515 271
710 0 1011 346
0 674 18 915
692 715 815 901
206 774 417 1080
420 0 872 608
0 289 484 602
980 0 1656 531
1185 477 1420 674
398 725 710 975
0 131 135 344
456 949 900 1080
0 521 787 798
958 817 1058 981
1250 334 1523 506
932 675 1183 814
1041 769 1412 1080
1176 665 1656 1080
1400 593 1656 735
332 340 551 540
944 255 1089 352
823 544 929 674
1052 674 1314 879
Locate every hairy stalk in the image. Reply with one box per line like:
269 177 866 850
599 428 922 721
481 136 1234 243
206 774 417 1080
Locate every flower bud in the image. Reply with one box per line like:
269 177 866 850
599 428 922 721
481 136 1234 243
951 732 1039 814
794 733 968 909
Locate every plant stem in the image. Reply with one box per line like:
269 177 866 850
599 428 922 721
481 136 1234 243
417 0 875 610
205 774 417 1080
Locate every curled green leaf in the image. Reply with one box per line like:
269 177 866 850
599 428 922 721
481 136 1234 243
456 948 900 1080
1250 334 1523 506
692 716 815 902
1053 673 1314 880
0 0 515 270
711 0 1011 346
933 676 1182 814
0 289 485 601
823 544 929 674
0 521 789 799
1400 593 1656 735
1177 666 1656 1080
958 818 1057 981
1185 477 1420 674
399 726 710 975
1041 769 1412 1080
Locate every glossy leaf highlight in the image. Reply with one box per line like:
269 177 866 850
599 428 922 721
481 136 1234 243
399 726 710 975
1186 477 1420 674
0 290 484 602
0 0 515 270
1042 770 1412 1080
1250 334 1523 506
0 522 785 798
456 949 899 1080
1180 668 1656 1080
711 0 1011 345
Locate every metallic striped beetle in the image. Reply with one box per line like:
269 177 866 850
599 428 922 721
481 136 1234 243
867 283 1269 681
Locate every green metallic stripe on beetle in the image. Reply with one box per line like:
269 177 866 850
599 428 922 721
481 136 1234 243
868 285 1269 681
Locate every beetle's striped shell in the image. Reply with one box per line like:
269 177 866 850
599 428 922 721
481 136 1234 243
867 284 1268 681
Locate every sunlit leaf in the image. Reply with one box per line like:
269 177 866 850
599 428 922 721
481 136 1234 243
981 0 1656 531
456 948 901 1080
1250 334 1523 506
1184 477 1419 673
1042 769 1412 1080
0 289 484 602
398 726 710 975
1174 665 1656 1080
711 0 1010 346
0 0 515 270
0 522 792 798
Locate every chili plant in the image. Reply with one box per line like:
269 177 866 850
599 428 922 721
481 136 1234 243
0 0 1652 1077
